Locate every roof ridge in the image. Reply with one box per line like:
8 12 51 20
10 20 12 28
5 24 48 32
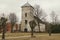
22 2 32 7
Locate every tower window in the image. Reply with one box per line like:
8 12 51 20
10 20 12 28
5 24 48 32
25 13 27 17
25 20 27 24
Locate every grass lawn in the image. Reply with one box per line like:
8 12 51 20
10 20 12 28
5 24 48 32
0 32 31 37
0 33 60 40
6 35 60 40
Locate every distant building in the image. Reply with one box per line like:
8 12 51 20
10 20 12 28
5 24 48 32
6 22 11 32
21 2 46 32
6 21 19 32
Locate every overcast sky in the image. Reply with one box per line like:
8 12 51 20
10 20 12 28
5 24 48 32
0 0 60 23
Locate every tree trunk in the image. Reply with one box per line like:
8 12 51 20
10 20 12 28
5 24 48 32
11 24 14 33
19 25 21 32
49 24 51 36
31 28 33 37
49 27 51 36
2 25 6 40
38 22 40 32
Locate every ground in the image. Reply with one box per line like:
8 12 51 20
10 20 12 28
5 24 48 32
0 33 60 40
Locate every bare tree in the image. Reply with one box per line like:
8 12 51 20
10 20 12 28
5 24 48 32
48 11 58 36
34 5 41 32
9 13 17 33
34 5 47 32
50 11 58 24
1 15 7 40
29 20 36 37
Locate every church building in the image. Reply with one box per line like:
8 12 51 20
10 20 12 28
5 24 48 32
21 2 46 32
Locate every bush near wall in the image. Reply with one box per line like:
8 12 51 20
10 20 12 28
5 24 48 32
51 24 60 33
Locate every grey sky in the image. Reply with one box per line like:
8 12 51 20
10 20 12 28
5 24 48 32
0 0 60 23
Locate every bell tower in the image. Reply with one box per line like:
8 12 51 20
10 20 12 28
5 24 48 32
21 2 34 32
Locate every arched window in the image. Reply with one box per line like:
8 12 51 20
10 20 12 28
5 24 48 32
25 20 27 24
24 28 27 32
25 13 27 17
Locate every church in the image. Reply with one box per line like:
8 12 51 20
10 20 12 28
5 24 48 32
20 2 46 32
